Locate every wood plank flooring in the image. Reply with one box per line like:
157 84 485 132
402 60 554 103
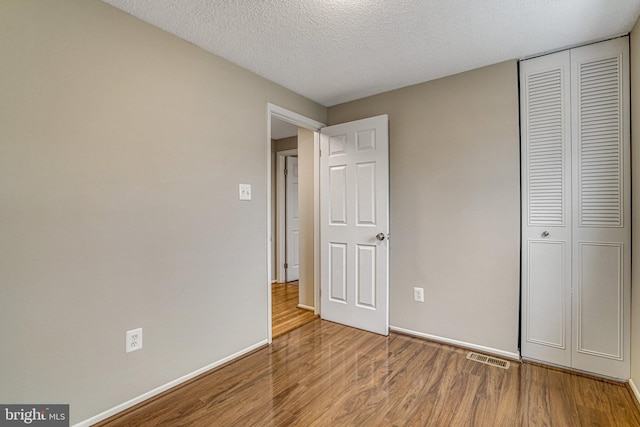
271 281 317 338
96 320 640 426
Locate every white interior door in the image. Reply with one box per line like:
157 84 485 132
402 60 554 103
285 156 300 282
320 115 389 335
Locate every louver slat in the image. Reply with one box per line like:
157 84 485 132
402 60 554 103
527 69 565 226
578 57 622 227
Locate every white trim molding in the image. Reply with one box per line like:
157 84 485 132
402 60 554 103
629 378 640 405
297 304 315 311
73 340 268 427
268 103 325 131
390 326 521 361
313 131 320 316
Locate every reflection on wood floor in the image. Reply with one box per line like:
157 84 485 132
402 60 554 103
96 319 640 426
271 281 317 338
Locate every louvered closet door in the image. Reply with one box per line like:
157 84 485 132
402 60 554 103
570 38 630 379
520 50 572 368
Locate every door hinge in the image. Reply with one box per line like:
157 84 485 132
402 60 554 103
284 263 288 269
284 168 288 176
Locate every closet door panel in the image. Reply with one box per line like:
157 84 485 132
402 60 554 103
571 37 630 379
526 241 567 348
576 242 623 359
520 50 572 367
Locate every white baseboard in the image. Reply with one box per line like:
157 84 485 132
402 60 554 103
297 304 314 311
629 378 640 405
390 326 520 361
73 339 268 427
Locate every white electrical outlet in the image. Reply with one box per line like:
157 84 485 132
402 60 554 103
126 328 143 353
413 287 424 303
239 184 252 201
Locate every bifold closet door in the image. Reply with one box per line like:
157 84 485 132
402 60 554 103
521 37 630 380
570 38 630 380
521 50 572 368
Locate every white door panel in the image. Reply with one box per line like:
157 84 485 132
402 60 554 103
285 156 300 282
355 244 376 308
575 243 623 358
329 165 347 224
321 115 389 335
329 242 347 302
527 241 569 352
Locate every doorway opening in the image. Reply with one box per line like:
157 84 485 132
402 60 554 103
267 104 324 342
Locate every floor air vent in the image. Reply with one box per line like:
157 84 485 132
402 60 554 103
466 352 510 369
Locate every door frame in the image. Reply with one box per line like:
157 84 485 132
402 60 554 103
276 148 298 283
267 103 325 343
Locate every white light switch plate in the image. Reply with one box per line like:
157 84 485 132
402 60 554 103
413 287 424 303
239 184 252 201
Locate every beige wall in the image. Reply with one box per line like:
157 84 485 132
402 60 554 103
630 19 640 391
273 136 299 152
0 0 325 424
329 61 521 355
297 128 315 307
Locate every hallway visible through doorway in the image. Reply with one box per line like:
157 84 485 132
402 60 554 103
271 282 316 338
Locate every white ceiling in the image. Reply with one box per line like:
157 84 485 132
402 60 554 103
271 117 299 140
102 0 640 107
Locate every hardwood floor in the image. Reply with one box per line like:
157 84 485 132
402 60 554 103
96 320 640 426
271 281 317 338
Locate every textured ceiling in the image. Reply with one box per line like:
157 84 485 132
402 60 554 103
102 0 640 106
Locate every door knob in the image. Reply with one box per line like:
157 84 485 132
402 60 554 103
541 231 549 238
376 233 386 241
